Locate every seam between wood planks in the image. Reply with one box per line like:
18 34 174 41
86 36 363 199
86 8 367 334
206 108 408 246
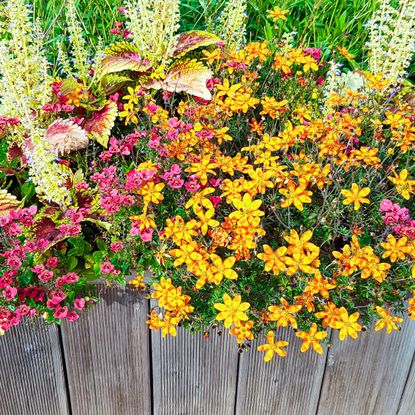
314 328 333 415
58 325 74 415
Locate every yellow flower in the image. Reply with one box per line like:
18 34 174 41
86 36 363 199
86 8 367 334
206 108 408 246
215 79 242 99
267 6 289 21
229 193 264 225
268 298 302 329
315 302 342 328
169 242 203 267
202 48 221 64
296 323 328 354
337 46 354 60
284 229 319 256
163 216 198 246
229 321 254 344
210 254 238 283
258 331 289 362
408 292 415 319
305 273 336 299
119 103 139 125
381 234 410 262
129 274 145 290
341 183 371 210
139 182 165 204
375 306 403 334
185 158 218 185
388 169 415 200
214 293 250 328
257 244 287 275
159 313 181 337
123 85 142 105
330 307 362 341
279 181 313 211
297 55 319 72
195 207 219 235
284 252 319 275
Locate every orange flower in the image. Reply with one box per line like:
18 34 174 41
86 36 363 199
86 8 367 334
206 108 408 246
341 183 370 210
214 294 250 328
258 331 289 362
296 323 328 354
268 298 302 329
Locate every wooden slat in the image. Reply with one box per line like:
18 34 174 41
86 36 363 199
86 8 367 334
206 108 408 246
397 352 415 415
0 323 69 415
151 325 239 415
235 328 329 415
60 286 152 415
317 318 415 415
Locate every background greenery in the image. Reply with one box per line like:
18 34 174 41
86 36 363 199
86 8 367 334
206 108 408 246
5 0 415 77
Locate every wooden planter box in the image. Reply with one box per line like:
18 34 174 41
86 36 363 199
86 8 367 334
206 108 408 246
1 285 415 415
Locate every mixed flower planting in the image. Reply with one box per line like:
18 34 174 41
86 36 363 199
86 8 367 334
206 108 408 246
0 0 415 361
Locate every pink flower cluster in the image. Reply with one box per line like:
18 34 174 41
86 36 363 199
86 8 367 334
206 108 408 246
99 132 144 161
0 206 94 332
380 199 415 239
160 164 184 189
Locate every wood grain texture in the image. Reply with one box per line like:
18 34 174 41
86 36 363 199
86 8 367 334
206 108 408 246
60 286 152 415
396 334 415 415
0 323 69 415
317 318 415 415
235 327 329 415
151 325 239 415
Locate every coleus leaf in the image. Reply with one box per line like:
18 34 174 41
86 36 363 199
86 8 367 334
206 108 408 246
0 189 19 217
146 59 212 100
60 78 81 96
83 101 118 148
101 74 132 95
45 119 89 156
101 42 152 76
173 31 221 58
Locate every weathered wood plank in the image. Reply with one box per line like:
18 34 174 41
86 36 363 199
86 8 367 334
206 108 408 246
317 318 415 415
60 286 152 415
396 337 415 415
0 323 69 415
151 325 239 415
235 328 329 415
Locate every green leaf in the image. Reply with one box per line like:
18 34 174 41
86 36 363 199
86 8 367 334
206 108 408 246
20 181 36 202
83 217 112 231
101 74 132 95
67 257 78 271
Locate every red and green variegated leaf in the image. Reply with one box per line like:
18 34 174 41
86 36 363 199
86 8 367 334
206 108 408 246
83 101 118 148
0 189 19 217
101 74 132 95
173 31 221 57
101 42 151 76
45 119 89 156
146 59 212 100
60 78 81 96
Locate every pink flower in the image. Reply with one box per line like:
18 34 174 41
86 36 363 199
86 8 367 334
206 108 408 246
100 261 115 275
53 306 68 319
139 227 154 242
49 290 66 305
66 311 79 322
168 177 184 189
38 270 54 282
46 257 59 268
3 286 17 301
74 298 86 310
110 241 124 252
15 305 30 317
